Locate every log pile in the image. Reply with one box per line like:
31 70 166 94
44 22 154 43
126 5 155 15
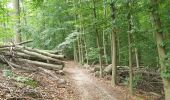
0 42 65 71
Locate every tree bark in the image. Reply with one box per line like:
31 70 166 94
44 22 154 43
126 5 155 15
0 47 65 65
21 46 64 59
18 58 63 70
103 0 108 65
92 0 103 77
73 42 78 62
110 0 117 86
135 48 139 68
150 0 170 99
126 0 133 95
14 0 21 43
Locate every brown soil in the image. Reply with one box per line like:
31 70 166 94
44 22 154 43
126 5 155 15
64 61 135 100
0 61 144 100
0 67 76 100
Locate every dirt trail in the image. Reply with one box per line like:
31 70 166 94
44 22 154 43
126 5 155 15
64 61 131 100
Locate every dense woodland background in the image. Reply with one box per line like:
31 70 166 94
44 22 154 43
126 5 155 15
0 0 170 99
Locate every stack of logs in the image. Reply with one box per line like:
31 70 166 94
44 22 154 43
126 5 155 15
0 42 65 71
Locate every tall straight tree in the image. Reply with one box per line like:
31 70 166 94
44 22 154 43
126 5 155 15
110 0 117 86
14 0 21 43
92 0 103 77
150 0 170 99
103 0 108 64
126 0 133 95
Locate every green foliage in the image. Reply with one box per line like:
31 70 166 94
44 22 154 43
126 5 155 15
162 53 170 79
133 74 142 88
2 70 38 88
15 76 38 88
58 31 82 50
86 47 99 63
2 70 13 78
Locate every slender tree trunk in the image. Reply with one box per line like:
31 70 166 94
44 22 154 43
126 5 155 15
92 0 103 77
110 0 117 86
77 36 81 63
73 42 78 62
14 0 21 43
73 0 78 62
127 0 133 95
103 0 108 64
84 41 89 64
21 0 27 26
150 0 170 99
80 14 84 64
103 31 108 64
135 48 139 68
80 34 84 64
117 35 121 65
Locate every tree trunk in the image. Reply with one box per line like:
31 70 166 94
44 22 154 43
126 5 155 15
103 0 108 65
14 0 21 43
117 35 121 65
127 0 133 95
110 0 117 86
135 48 139 68
150 0 170 99
77 36 81 63
73 42 78 62
92 0 103 77
84 36 89 64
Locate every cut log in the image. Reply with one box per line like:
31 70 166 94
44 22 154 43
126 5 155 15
14 47 65 65
104 64 112 75
18 58 63 70
0 44 66 72
0 55 36 71
21 46 64 59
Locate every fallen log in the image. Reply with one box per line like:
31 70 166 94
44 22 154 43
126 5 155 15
0 42 66 72
14 47 65 65
20 46 64 59
18 58 63 70
0 55 36 71
103 64 112 75
103 64 159 76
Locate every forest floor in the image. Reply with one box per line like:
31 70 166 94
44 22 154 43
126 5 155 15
0 61 146 100
64 61 136 100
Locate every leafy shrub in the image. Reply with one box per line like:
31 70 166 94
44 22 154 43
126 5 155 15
86 47 99 63
15 76 38 88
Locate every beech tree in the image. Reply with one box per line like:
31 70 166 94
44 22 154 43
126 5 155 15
14 0 21 43
150 0 170 99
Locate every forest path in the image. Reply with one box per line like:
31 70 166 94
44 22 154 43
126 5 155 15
64 61 131 100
